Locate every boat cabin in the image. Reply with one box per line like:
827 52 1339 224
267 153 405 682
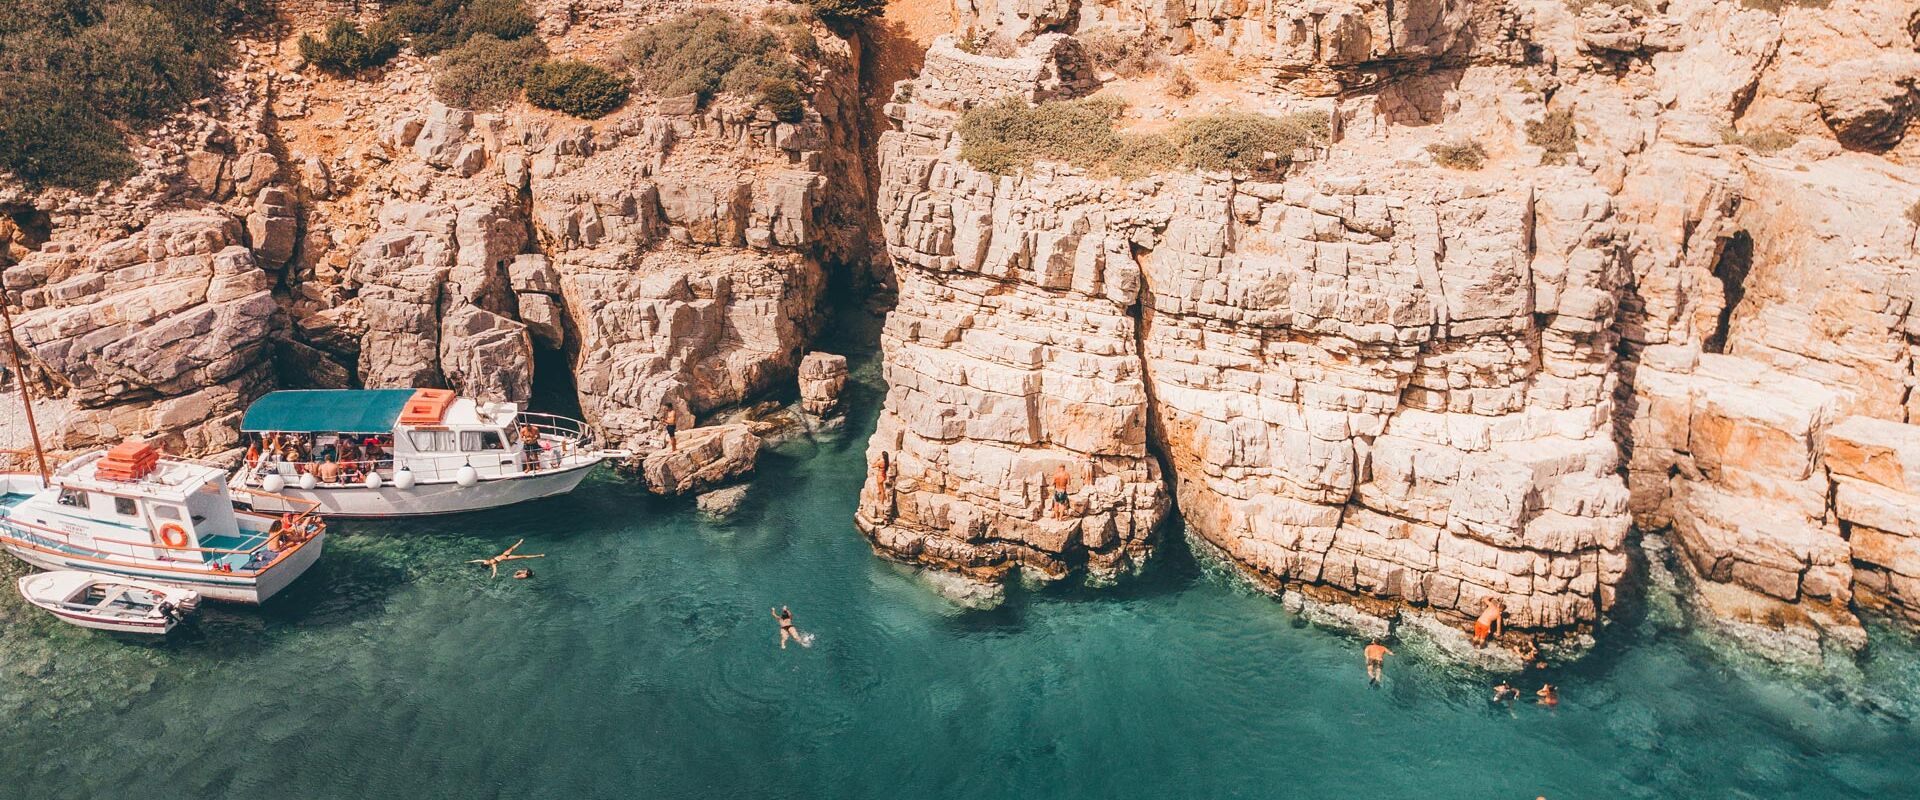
6 444 250 563
240 389 573 485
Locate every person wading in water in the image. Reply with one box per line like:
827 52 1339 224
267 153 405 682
1472 597 1505 648
1364 639 1394 686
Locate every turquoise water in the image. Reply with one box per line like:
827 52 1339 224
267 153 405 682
2 352 1919 799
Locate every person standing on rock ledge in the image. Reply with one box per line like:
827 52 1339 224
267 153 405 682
662 407 680 452
1472 598 1505 648
1364 640 1393 686
1049 464 1073 519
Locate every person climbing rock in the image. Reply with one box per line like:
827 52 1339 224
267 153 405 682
1473 598 1505 648
1049 464 1073 519
1364 639 1393 686
871 452 896 521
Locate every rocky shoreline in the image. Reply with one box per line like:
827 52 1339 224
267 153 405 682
4 0 1920 666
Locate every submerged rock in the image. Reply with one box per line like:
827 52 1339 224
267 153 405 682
697 484 751 521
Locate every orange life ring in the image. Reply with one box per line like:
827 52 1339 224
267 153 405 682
158 523 189 549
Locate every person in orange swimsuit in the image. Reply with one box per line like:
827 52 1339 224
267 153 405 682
1364 640 1394 686
1049 465 1073 519
1473 597 1505 648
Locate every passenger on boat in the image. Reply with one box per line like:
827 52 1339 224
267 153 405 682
520 422 543 465
316 457 341 484
245 441 261 469
255 448 282 477
318 438 338 463
340 460 365 483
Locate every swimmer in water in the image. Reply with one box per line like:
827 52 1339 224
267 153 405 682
1536 683 1559 707
1364 639 1393 686
1492 681 1520 703
772 606 800 649
513 568 533 580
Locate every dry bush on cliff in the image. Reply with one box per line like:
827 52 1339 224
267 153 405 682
1721 127 1797 154
1428 140 1488 170
622 10 806 102
1162 68 1198 99
524 60 630 119
431 34 548 110
301 18 400 75
380 0 536 56
1193 49 1251 82
959 97 1327 176
0 0 266 189
1740 0 1831 11
1080 28 1159 77
1527 109 1579 164
1908 200 1920 226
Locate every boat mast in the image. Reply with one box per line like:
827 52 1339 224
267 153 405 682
0 287 50 486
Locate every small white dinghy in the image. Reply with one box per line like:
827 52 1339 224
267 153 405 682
16 570 200 635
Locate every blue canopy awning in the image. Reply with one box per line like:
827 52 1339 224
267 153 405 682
241 389 418 434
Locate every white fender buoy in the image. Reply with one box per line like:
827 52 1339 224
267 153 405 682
365 471 383 489
298 472 318 490
262 473 286 493
455 465 479 488
393 467 416 490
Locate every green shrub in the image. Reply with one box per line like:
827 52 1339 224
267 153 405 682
524 60 630 118
1177 112 1328 172
1720 127 1796 154
431 33 547 110
957 97 1328 177
760 79 806 122
1527 109 1578 164
795 0 886 26
622 9 805 102
379 0 534 56
0 0 263 191
300 18 399 75
1427 140 1487 170
0 78 138 189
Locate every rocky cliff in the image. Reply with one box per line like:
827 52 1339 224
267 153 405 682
858 0 1920 663
1 0 874 463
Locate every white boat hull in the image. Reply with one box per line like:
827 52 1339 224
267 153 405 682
17 571 199 635
241 460 600 518
1 531 325 605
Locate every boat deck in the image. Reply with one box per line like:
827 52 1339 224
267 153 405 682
199 530 272 569
0 492 30 511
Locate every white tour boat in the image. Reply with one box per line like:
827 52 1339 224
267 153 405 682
0 441 327 604
230 388 621 518
17 570 200 634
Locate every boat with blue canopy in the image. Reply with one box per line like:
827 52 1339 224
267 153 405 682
231 388 623 517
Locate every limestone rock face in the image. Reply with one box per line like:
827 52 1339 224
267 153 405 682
866 0 1920 654
643 423 761 495
797 351 848 421
5 213 275 453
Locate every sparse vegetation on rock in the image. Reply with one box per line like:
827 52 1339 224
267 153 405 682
958 97 1328 177
622 9 814 119
1080 28 1158 77
1428 140 1488 170
1162 67 1198 99
794 0 886 26
380 0 536 56
1908 200 1920 226
300 18 400 76
1739 0 1832 11
1721 127 1797 154
431 33 548 110
1527 109 1579 165
0 0 266 190
524 60 630 119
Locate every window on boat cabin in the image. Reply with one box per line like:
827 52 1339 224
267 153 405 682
152 505 181 521
461 430 506 452
57 488 87 508
113 496 138 517
407 430 456 452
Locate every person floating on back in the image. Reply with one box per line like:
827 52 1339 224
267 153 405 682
1473 597 1505 648
1049 464 1073 519
1364 639 1393 686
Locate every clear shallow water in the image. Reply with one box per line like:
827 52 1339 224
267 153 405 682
2 355 1919 799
